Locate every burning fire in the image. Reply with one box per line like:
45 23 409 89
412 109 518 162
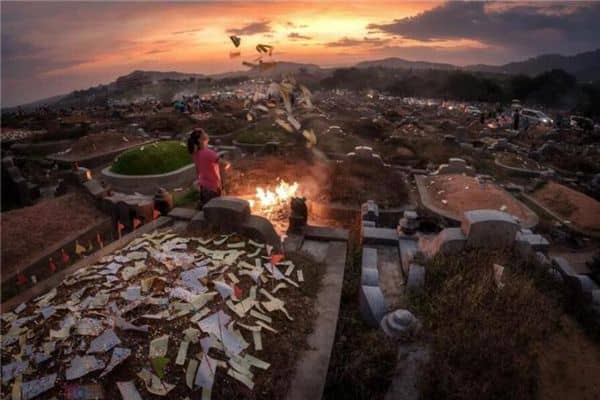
249 180 299 209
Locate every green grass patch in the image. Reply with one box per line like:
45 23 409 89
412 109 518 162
111 140 192 175
173 186 200 207
234 122 294 144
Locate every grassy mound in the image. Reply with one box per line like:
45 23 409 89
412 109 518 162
410 251 561 400
234 122 294 144
111 140 192 175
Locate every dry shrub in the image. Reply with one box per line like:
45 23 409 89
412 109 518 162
329 161 408 207
412 251 560 400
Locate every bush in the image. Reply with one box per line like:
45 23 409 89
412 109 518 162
111 140 191 175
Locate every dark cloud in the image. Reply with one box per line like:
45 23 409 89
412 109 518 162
288 32 312 40
172 28 203 35
367 1 600 54
1 33 44 58
325 36 390 48
227 21 271 36
285 21 308 29
144 49 168 55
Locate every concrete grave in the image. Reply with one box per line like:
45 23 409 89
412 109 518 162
361 268 380 287
359 285 388 328
406 264 425 293
362 247 378 271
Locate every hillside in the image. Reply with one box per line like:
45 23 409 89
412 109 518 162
355 58 457 71
466 49 600 80
5 49 599 111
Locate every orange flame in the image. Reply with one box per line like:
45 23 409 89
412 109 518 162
252 180 299 209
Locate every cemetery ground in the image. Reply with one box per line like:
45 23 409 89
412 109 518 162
2 84 600 399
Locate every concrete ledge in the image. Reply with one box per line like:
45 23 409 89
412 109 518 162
363 227 399 245
303 225 349 242
168 207 198 221
1 216 173 313
1 217 114 302
101 163 195 195
287 241 347 400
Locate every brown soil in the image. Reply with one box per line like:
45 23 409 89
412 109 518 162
69 132 144 157
497 152 545 171
328 161 408 207
536 316 600 400
423 174 532 222
532 182 600 231
1 192 106 277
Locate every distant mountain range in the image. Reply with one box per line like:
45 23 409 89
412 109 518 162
6 49 599 111
357 49 600 81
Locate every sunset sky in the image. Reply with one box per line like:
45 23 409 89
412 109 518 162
2 1 600 107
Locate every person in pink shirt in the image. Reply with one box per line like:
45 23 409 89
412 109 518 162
187 128 230 207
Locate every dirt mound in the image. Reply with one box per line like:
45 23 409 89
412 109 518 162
532 182 600 231
423 174 532 222
1 192 106 276
69 132 143 157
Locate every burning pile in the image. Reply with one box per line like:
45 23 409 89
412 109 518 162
247 180 299 234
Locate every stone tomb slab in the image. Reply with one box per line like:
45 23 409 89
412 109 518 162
462 209 519 249
202 197 251 231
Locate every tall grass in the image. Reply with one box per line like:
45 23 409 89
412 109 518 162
411 251 561 400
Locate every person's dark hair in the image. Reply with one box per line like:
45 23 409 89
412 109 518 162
187 128 206 154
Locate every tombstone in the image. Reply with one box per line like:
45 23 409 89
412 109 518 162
380 309 420 340
241 215 281 252
462 209 519 249
203 197 251 232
